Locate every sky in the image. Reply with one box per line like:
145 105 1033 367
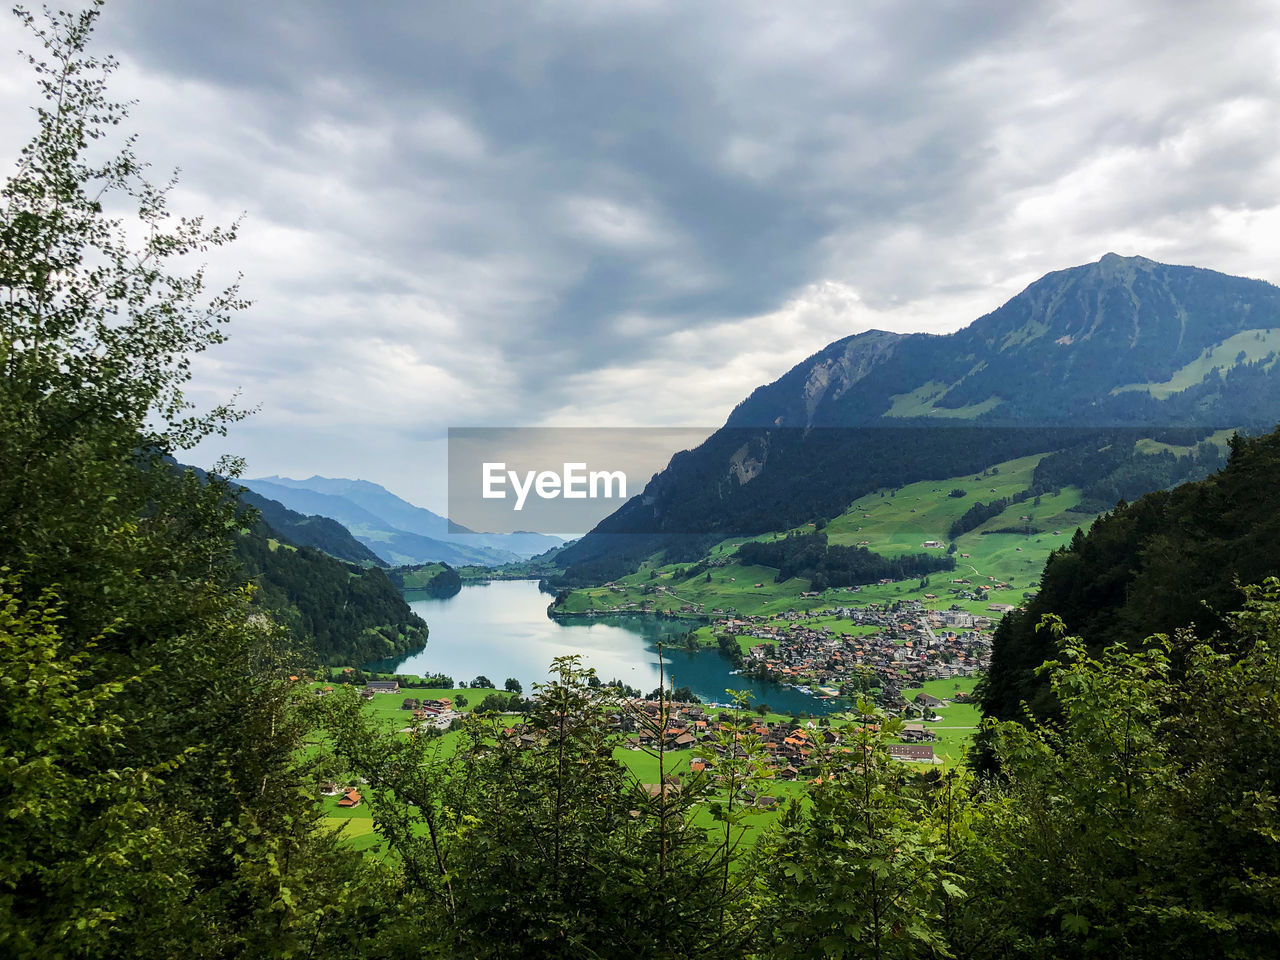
3 0 1280 512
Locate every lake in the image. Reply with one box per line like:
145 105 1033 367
366 579 840 715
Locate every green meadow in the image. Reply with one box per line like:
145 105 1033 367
1112 327 1280 399
563 451 1098 623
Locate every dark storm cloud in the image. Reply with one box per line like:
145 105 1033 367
95 1 1038 364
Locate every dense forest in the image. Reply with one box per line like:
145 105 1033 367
4 7 1280 959
736 532 955 590
979 426 1280 731
235 535 427 666
1029 431 1229 509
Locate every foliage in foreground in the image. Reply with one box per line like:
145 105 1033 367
5 3 1280 957
314 584 1280 960
0 4 371 955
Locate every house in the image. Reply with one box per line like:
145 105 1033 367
364 680 400 695
914 693 946 709
337 789 363 808
401 697 421 710
887 743 936 763
641 781 682 798
901 722 937 743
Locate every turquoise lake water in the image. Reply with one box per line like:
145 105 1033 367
368 579 838 714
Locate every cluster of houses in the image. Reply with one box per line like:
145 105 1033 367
398 695 465 730
716 603 992 701
506 697 950 776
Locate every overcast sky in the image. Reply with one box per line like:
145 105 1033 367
4 0 1280 511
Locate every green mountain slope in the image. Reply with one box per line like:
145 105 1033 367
235 535 428 667
557 255 1280 583
233 484 383 566
979 425 1280 729
556 433 1233 621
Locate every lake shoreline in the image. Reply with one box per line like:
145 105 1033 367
373 580 842 715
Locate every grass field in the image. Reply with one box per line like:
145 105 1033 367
562 451 1098 625
320 718 802 853
893 676 981 767
1112 328 1280 399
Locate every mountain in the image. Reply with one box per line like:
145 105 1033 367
556 255 1280 582
977 425 1280 738
232 484 383 566
234 534 428 667
167 464 428 666
728 253 1280 428
241 476 563 567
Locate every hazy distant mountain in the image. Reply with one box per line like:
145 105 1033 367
232 484 383 566
557 255 1280 579
241 476 563 567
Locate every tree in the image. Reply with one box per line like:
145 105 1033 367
475 692 512 714
322 656 752 958
0 6 364 955
962 598 1280 958
754 700 964 959
453 693 468 710
504 677 523 695
472 674 493 689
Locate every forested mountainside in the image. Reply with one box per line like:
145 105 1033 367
234 535 427 667
177 470 427 667
979 425 1280 728
232 484 383 566
556 255 1280 583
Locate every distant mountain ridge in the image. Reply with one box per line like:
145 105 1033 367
242 475 563 567
232 484 383 566
557 255 1280 581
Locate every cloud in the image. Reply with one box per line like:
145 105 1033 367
1 0 1278 503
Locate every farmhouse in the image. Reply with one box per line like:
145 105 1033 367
887 743 936 763
364 680 400 695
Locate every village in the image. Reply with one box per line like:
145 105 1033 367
717 600 995 706
320 595 997 800
322 670 967 814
